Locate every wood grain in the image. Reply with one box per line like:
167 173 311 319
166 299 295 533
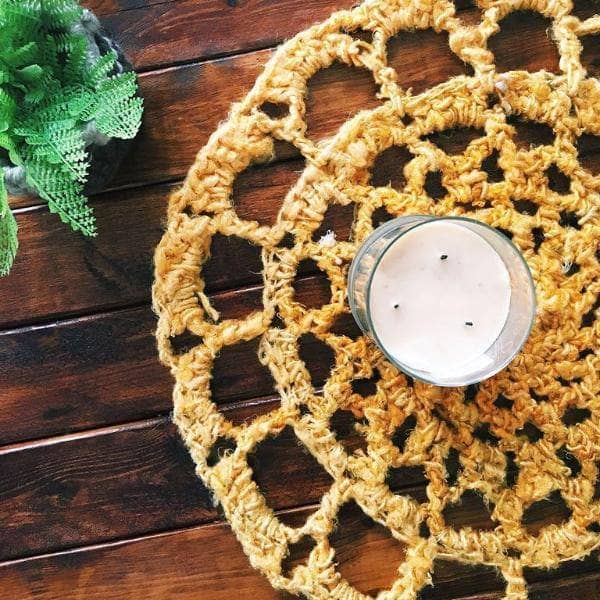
0 393 590 563
1 498 599 600
0 154 349 327
106 9 579 191
0 277 337 444
5 127 598 329
98 0 356 71
0 400 426 561
11 8 587 210
3 5 600 598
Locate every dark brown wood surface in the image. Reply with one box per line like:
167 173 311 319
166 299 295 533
1 2 599 599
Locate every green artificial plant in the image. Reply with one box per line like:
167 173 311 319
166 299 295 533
0 0 143 276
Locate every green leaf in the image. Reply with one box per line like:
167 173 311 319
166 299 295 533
0 176 19 277
0 0 142 242
26 160 97 236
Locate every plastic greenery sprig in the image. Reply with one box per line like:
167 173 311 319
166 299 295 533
0 0 143 276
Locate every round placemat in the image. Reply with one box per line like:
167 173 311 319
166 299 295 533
153 0 599 597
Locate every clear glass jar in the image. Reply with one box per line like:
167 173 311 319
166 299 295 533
347 215 536 387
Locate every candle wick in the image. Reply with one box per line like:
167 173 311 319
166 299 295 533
465 321 474 327
393 303 399 309
440 254 448 260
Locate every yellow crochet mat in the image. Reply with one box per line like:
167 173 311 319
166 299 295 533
153 0 599 597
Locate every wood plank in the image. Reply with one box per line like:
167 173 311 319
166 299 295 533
6 121 598 330
0 154 342 327
10 6 583 209
0 402 427 561
98 0 356 72
0 393 593 564
1 498 599 600
86 0 169 16
0 275 336 444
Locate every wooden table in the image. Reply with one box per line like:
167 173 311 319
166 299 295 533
1 2 599 598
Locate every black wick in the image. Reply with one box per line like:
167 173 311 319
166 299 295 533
440 254 448 260
465 321 474 327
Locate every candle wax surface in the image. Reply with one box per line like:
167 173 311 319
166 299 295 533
369 221 511 377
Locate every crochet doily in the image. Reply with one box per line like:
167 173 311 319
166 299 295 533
153 0 599 597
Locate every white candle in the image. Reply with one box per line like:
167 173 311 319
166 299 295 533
368 221 511 378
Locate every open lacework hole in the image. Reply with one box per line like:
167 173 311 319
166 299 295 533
305 62 380 141
506 115 555 149
453 0 484 26
391 414 417 453
342 27 374 45
386 465 428 501
580 34 600 78
292 266 331 309
559 210 582 230
576 132 600 174
211 338 273 401
312 202 355 242
329 501 406 596
494 226 513 240
494 393 514 410
351 372 380 396
371 205 397 227
281 535 316 578
572 0 600 20
278 232 296 250
530 389 549 404
523 548 600 591
562 407 591 426
442 490 496 530
557 376 583 387
329 312 363 339
298 333 336 387
369 145 413 189
563 262 581 276
512 199 539 216
233 158 304 227
248 425 334 525
210 284 263 321
226 398 275 427
581 295 599 327
259 101 289 119
420 559 505 599
488 11 560 73
505 451 519 487
522 490 572 535
207 436 236 467
424 171 447 200
517 421 544 443
473 422 500 444
481 149 504 183
203 234 263 291
445 447 462 486
556 445 582 477
272 139 301 162
425 127 485 155
594 462 600 500
464 383 479 403
531 227 545 253
169 330 203 355
387 29 471 96
330 409 368 453
545 164 571 194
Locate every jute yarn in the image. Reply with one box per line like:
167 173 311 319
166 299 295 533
153 0 600 597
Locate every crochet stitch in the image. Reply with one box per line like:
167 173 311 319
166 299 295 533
153 0 599 597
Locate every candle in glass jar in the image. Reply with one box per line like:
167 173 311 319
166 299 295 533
348 216 536 386
369 220 511 376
